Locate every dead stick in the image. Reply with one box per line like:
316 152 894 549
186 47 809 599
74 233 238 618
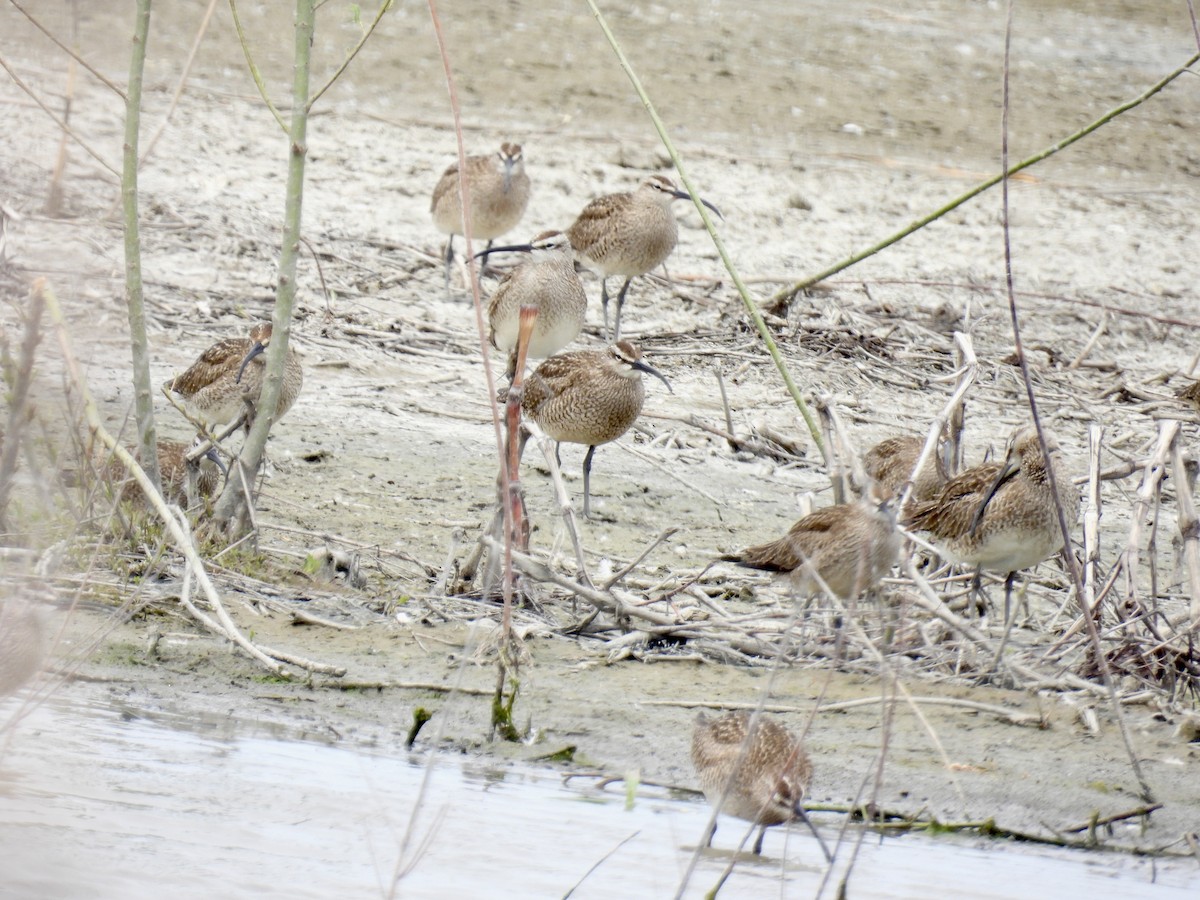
639 696 1044 727
1062 804 1163 834
527 420 594 589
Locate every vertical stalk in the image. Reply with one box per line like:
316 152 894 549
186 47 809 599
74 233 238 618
583 0 826 464
489 306 536 739
212 0 312 536
122 0 161 492
0 289 45 533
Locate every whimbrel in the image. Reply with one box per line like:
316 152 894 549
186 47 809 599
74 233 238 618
105 439 225 507
430 142 530 289
166 322 302 428
692 711 824 857
566 174 720 341
516 341 670 518
723 495 900 599
863 434 948 504
903 425 1079 610
0 594 45 697
484 230 587 378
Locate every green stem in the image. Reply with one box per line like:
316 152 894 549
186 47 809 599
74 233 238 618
228 0 288 133
307 0 394 111
122 0 160 493
583 0 826 464
213 0 312 536
770 50 1200 305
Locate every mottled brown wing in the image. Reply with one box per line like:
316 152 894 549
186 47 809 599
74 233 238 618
155 440 190 489
486 265 525 347
698 711 751 749
566 192 631 253
1177 381 1200 408
785 505 845 536
429 162 461 213
726 506 843 571
864 437 920 492
521 351 594 416
903 462 1002 538
725 535 802 572
167 338 250 395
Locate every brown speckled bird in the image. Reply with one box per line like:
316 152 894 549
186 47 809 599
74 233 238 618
518 341 670 518
0 594 46 697
903 425 1079 608
863 435 947 504
484 231 587 377
106 439 225 507
1176 380 1200 413
723 496 900 599
566 174 720 342
430 142 530 288
692 711 823 857
166 323 302 428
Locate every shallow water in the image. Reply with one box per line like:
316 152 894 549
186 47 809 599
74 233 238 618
0 694 1196 899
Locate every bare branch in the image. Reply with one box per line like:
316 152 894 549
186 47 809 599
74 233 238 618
0 50 119 178
6 0 128 98
306 0 394 111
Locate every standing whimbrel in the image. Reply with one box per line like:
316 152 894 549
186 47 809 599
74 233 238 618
483 231 587 378
430 142 530 289
863 434 948 505
692 711 826 857
903 425 1079 609
566 174 720 341
516 341 670 518
723 494 900 599
166 322 303 429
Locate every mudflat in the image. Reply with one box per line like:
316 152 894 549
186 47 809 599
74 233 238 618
2 0 1198 854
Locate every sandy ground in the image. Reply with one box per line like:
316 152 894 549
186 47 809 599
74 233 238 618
3 0 1200 852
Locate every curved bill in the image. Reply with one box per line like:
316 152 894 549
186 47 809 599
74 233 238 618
668 187 724 221
632 359 673 394
203 446 228 477
235 341 266 385
473 242 532 261
968 461 1019 536
793 804 833 863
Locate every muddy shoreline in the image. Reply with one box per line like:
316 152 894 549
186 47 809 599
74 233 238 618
2 0 1199 860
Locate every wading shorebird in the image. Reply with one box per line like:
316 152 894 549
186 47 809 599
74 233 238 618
692 711 828 858
903 425 1079 613
723 495 900 600
1175 379 1200 414
430 142 530 289
513 341 670 519
0 594 46 697
863 434 948 505
565 174 720 342
482 230 587 379
105 439 226 507
166 323 303 429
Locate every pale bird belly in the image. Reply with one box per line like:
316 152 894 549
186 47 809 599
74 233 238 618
955 527 1063 573
492 317 581 358
186 390 245 426
526 318 582 358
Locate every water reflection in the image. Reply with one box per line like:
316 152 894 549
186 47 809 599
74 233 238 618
0 696 1195 899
